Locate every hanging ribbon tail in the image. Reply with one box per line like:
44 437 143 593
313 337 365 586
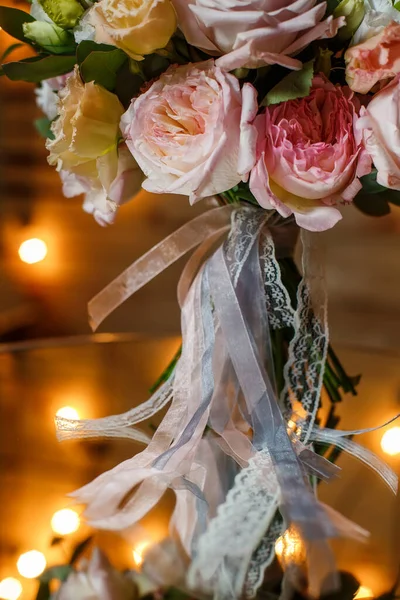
53 205 397 600
88 204 235 330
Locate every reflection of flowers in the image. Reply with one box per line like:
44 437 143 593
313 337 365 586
54 548 138 600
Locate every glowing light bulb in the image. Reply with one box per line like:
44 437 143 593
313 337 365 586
132 542 150 567
381 427 400 456
56 406 79 420
0 577 23 600
18 238 47 264
354 585 374 599
51 508 80 535
17 550 46 579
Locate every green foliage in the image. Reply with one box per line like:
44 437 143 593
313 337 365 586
0 5 35 43
2 54 76 82
23 21 76 54
35 581 51 600
76 41 128 91
80 48 127 91
354 169 400 216
35 117 54 139
261 60 314 106
0 42 24 63
40 565 73 583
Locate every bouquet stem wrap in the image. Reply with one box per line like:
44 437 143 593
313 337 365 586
56 205 397 599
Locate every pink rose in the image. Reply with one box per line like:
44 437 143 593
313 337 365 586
345 21 400 93
249 76 371 231
357 76 400 189
171 0 344 71
121 60 258 203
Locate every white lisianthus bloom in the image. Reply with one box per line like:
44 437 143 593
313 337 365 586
352 0 400 44
35 80 59 120
73 9 96 44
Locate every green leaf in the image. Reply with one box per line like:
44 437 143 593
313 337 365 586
69 536 93 565
360 169 387 194
0 5 35 43
80 48 127 91
0 42 24 63
394 1 400 11
34 117 55 139
386 190 400 206
35 581 51 600
262 60 314 106
76 40 116 65
40 565 73 583
2 54 75 82
353 193 391 217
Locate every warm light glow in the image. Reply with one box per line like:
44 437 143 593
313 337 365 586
56 406 80 420
132 542 150 567
17 550 46 579
275 528 304 566
18 238 47 264
354 586 374 599
51 508 80 536
0 578 23 600
381 427 400 456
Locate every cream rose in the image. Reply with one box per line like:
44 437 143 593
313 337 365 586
47 67 123 175
87 0 177 59
120 60 258 203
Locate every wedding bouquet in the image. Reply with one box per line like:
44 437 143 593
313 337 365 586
2 0 400 598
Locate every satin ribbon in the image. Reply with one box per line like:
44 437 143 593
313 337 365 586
88 204 235 330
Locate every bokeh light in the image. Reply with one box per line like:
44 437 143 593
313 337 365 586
0 577 23 600
381 427 400 456
354 586 374 599
18 238 47 264
51 508 80 536
17 550 46 579
133 542 150 567
56 406 80 420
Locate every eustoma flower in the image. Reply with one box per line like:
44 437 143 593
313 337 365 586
86 0 177 59
47 68 143 225
250 76 371 231
357 76 400 189
121 60 258 203
171 0 344 70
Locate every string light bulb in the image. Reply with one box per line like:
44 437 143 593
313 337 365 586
275 528 304 565
0 577 23 600
18 238 47 264
56 406 79 420
51 508 80 535
17 550 46 579
381 427 400 456
354 585 374 599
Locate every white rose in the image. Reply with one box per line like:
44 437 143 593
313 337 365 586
55 548 138 600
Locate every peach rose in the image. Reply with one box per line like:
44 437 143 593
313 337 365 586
345 21 400 93
171 0 344 71
87 0 177 59
250 76 371 231
121 60 258 203
357 76 400 189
